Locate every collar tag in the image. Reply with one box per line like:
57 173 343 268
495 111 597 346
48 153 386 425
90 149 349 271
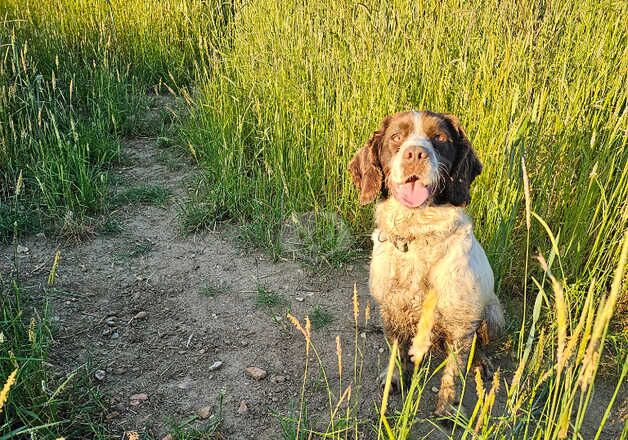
378 230 410 252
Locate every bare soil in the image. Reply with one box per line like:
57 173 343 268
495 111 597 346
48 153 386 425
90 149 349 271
1 99 624 439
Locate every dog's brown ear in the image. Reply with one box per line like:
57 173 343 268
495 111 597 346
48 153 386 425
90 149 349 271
440 114 482 207
349 117 389 205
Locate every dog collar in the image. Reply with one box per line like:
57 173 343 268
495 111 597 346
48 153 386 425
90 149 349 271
377 230 413 253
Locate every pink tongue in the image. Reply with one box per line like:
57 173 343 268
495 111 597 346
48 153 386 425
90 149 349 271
395 181 430 208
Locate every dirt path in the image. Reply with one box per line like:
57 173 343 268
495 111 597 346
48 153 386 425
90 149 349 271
0 123 387 438
1 99 624 439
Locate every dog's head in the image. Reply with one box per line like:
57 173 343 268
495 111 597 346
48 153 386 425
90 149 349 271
348 111 482 208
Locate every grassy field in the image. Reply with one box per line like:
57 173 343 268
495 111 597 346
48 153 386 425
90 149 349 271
1 0 626 438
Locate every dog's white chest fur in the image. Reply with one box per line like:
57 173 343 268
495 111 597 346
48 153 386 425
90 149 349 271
369 199 497 342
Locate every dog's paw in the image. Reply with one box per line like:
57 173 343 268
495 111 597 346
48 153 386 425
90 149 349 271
474 352 496 383
378 368 402 394
434 400 468 426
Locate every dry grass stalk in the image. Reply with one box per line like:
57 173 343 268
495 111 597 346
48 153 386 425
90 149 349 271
408 289 437 365
336 335 342 380
0 369 18 414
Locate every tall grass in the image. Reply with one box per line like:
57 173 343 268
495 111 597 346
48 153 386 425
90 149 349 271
0 0 228 239
180 0 627 308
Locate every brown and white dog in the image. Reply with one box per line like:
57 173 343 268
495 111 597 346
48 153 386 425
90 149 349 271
349 110 504 415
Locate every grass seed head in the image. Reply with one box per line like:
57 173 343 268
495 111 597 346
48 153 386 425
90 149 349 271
0 369 18 414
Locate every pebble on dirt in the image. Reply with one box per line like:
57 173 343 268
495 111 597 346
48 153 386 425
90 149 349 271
129 393 148 406
208 360 223 372
271 375 287 384
245 366 267 380
134 311 148 320
94 369 106 381
197 405 212 419
238 400 249 414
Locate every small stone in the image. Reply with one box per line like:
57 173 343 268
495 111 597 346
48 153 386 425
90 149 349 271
378 347 385 353
129 393 148 405
208 361 223 372
245 366 267 380
16 245 29 254
197 406 212 419
295 297 304 302
94 370 106 381
130 393 148 401
113 367 127 375
111 331 119 339
238 400 248 414
105 317 116 326
360 332 366 339
212 313 217 319
134 311 148 320
431 386 439 394
271 375 287 384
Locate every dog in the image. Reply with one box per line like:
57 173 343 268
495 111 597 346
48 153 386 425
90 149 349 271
349 110 504 415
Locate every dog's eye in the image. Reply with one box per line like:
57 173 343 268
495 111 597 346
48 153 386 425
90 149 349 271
433 133 448 143
391 133 401 142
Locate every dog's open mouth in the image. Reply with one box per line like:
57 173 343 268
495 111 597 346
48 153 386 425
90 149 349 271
392 175 433 208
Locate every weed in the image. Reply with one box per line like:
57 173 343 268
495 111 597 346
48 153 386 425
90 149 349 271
114 185 172 207
156 150 186 172
115 241 154 260
199 281 228 298
310 306 333 330
164 392 224 439
256 286 286 309
97 216 124 236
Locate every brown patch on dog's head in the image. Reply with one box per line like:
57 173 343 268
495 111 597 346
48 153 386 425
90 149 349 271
348 116 390 205
433 113 482 207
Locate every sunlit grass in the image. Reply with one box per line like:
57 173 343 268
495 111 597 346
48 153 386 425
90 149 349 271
0 0 625 438
180 0 627 311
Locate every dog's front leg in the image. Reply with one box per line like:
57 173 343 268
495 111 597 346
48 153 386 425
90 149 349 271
435 336 472 417
378 335 411 393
